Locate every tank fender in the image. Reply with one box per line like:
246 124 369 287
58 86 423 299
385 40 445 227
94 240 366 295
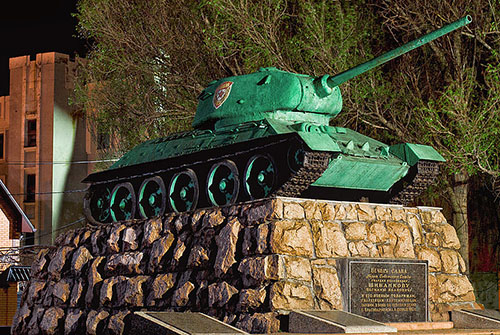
389 143 446 166
266 118 341 152
297 131 341 152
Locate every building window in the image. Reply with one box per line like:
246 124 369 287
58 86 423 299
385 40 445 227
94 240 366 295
25 174 35 202
24 232 34 246
0 132 4 159
25 120 36 147
97 131 111 151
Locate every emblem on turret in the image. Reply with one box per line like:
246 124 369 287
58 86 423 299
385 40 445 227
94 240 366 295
213 81 233 109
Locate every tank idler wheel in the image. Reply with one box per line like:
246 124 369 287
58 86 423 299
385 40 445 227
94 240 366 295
110 182 136 222
287 141 305 173
244 154 276 199
207 160 240 207
85 185 112 223
138 176 167 219
168 169 199 213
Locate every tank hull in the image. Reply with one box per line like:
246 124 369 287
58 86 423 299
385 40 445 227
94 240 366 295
83 119 443 224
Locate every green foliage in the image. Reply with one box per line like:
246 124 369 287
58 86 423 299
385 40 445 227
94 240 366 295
75 0 499 186
199 0 395 132
73 0 222 156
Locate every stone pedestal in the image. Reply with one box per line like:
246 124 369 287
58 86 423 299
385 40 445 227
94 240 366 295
12 197 480 334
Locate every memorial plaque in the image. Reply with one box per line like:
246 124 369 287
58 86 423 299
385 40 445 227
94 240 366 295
336 258 428 322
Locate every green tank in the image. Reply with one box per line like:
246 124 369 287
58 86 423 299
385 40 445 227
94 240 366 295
83 16 471 223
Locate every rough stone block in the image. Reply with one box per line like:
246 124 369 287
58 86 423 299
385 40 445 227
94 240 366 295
215 218 241 277
107 224 126 253
416 246 442 272
71 246 93 275
39 306 65 335
148 233 175 272
246 201 274 223
26 280 46 305
146 273 176 306
64 309 85 334
344 204 358 220
436 274 475 303
348 241 378 257
357 204 376 221
188 245 210 268
122 227 139 251
311 221 348 257
48 246 73 280
208 281 238 307
311 266 342 309
238 255 284 287
367 222 389 243
407 215 423 244
105 252 144 276
386 222 415 258
107 310 131 335
86 309 110 335
440 249 462 274
345 222 368 240
52 278 72 305
236 312 280 333
303 201 323 220
269 281 314 310
121 276 149 306
30 248 50 279
391 208 407 221
202 208 224 228
172 281 195 307
86 256 106 306
143 217 162 246
375 206 392 221
283 202 305 219
283 256 311 281
331 203 345 220
270 220 313 257
237 288 267 311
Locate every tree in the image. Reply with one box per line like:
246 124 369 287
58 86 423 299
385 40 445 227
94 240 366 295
369 0 500 270
74 0 391 155
74 0 226 157
75 0 500 269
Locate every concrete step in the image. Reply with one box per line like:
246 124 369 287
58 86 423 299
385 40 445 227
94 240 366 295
289 310 397 333
451 309 500 329
128 311 249 335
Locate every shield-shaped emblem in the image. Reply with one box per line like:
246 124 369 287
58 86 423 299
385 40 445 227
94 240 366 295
213 81 233 109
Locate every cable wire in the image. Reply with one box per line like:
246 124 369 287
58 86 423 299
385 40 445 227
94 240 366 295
0 158 119 166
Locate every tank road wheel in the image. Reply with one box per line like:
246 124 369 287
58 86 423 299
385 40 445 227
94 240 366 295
207 160 240 207
244 154 277 199
84 185 112 223
138 176 167 219
110 182 136 222
168 169 199 213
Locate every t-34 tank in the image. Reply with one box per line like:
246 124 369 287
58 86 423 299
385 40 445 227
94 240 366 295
83 16 471 224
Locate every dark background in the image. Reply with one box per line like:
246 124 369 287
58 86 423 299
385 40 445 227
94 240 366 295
0 0 87 96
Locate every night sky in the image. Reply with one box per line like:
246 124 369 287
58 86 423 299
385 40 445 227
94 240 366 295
0 0 88 96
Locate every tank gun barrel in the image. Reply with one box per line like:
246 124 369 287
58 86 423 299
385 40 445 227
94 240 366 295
327 15 472 88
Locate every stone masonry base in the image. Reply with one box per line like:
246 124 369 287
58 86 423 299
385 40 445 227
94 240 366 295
12 197 480 334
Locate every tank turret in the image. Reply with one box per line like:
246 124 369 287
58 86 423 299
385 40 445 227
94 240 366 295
194 16 471 129
83 16 471 224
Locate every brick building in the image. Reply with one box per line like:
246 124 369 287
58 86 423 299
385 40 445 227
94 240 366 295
0 52 97 246
0 178 34 329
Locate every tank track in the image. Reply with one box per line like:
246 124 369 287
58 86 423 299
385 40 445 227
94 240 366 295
276 151 331 197
389 161 440 205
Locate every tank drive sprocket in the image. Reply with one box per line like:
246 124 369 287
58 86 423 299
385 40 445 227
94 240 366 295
389 161 441 205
